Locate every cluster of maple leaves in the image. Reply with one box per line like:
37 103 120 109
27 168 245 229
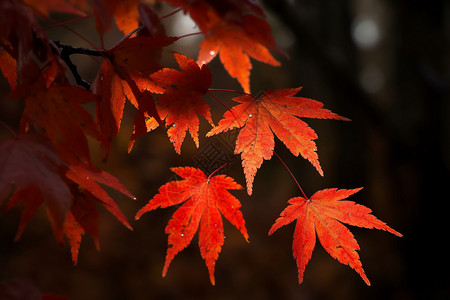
0 0 401 289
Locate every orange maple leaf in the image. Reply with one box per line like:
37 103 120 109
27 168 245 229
135 167 248 285
163 0 280 93
148 52 213 153
93 35 178 155
63 160 134 264
162 0 265 33
92 0 140 35
207 87 348 195
268 188 402 285
197 14 280 93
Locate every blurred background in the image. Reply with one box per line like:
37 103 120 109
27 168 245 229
1 0 449 299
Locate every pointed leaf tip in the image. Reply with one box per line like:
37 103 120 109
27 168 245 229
270 187 401 285
136 167 248 284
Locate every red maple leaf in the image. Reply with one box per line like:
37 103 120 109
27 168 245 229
66 161 134 231
207 87 348 195
0 0 49 65
135 167 248 285
23 0 85 17
0 134 71 241
108 35 178 89
58 160 134 264
268 188 402 285
0 49 17 90
62 159 136 265
63 211 85 264
22 82 101 162
0 133 134 263
147 52 213 153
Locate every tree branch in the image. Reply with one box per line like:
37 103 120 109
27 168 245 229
52 40 109 90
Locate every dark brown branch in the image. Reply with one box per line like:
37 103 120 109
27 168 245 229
52 40 109 90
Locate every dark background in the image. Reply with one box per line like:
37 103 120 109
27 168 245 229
1 0 449 299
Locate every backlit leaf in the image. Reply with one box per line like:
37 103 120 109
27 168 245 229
269 188 402 285
207 87 348 194
136 166 248 285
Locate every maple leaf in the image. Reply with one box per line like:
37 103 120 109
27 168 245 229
0 49 17 90
108 35 178 95
148 52 213 153
162 0 265 34
163 0 280 93
65 161 134 231
62 160 134 263
93 60 134 156
92 0 140 35
0 0 48 65
268 188 402 285
207 87 348 195
93 35 178 155
135 167 248 285
197 14 280 93
22 83 101 162
63 211 85 265
138 4 167 37
0 129 133 262
0 134 71 242
69 190 100 249
23 0 85 17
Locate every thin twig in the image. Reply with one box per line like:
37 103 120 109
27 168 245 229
273 151 308 199
53 40 107 57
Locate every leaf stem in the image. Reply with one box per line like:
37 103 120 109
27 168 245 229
161 8 183 19
43 15 91 30
273 151 308 199
177 32 203 39
207 91 245 128
207 91 233 112
42 14 106 55
208 88 255 99
207 155 237 180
